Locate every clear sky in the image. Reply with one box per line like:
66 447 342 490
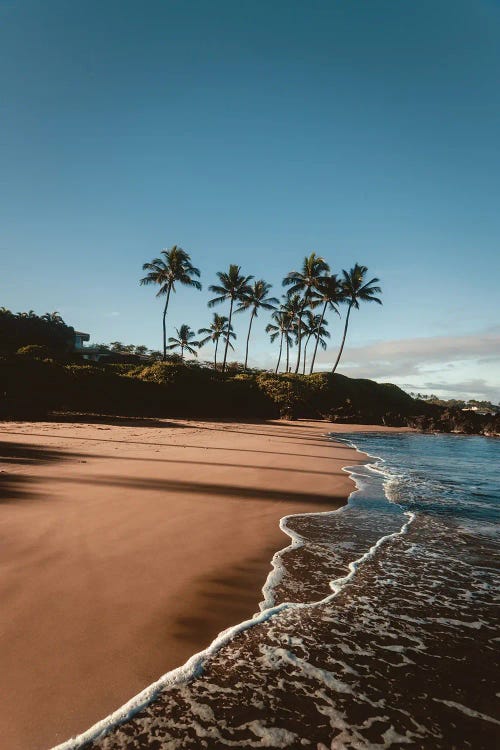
1 0 499 401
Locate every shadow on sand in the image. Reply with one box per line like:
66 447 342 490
0 441 80 502
169 545 279 652
46 473 345 507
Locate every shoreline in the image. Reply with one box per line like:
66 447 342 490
0 418 407 750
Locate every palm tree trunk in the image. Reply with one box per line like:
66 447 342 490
302 333 312 375
214 338 218 370
162 284 172 361
222 297 234 373
244 310 255 371
331 302 352 374
275 332 283 374
180 344 184 361
285 330 290 372
310 301 327 374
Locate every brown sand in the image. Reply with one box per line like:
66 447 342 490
0 418 404 750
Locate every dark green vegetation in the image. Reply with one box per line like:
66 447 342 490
0 355 415 421
0 308 75 355
140 247 382 374
1 355 497 436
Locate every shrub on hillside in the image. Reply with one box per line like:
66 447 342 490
136 361 274 418
104 363 146 377
137 361 207 386
255 373 310 419
296 372 419 422
0 356 69 416
16 344 53 359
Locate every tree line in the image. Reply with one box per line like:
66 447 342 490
140 246 382 374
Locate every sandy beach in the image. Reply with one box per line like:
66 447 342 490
0 418 404 750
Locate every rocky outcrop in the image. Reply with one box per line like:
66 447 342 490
327 400 499 437
407 408 499 437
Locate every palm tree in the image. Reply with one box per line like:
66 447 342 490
299 311 314 374
281 294 301 373
208 265 253 372
301 312 330 374
42 311 64 325
140 246 201 361
314 319 330 357
198 314 236 369
331 263 382 374
309 275 343 374
166 324 200 360
265 310 293 374
236 280 278 370
283 253 330 373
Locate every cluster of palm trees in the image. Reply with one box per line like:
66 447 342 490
0 308 66 325
140 246 382 374
91 341 162 358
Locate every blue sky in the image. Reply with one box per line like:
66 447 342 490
1 0 499 401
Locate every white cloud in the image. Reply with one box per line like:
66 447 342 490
314 327 500 401
416 379 500 402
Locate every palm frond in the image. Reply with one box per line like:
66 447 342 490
208 295 227 308
208 284 228 295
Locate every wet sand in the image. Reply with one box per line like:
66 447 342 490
0 418 403 750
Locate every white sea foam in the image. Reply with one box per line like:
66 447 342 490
327 509 415 597
432 699 500 726
431 617 485 629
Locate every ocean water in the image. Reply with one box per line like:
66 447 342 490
61 432 499 750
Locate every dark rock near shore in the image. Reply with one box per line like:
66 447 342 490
407 408 499 437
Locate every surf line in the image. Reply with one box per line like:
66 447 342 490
260 454 414 609
52 440 415 750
